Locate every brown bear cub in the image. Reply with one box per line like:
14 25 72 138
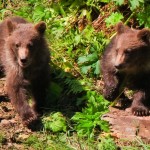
0 16 50 127
101 22 150 116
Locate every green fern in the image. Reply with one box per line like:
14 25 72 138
64 78 84 94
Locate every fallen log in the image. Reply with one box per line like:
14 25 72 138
102 106 150 142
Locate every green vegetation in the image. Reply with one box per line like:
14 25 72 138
1 0 150 149
0 133 6 146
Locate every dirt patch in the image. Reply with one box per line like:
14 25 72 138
0 99 35 149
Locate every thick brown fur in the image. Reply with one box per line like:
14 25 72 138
101 22 150 116
0 16 50 127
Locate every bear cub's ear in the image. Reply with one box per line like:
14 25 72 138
6 19 17 35
137 29 150 43
35 21 46 34
116 22 125 34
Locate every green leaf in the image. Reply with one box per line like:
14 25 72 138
100 0 110 3
94 60 100 75
86 53 98 62
32 5 45 21
82 25 95 40
105 12 124 27
34 5 45 12
129 0 144 10
98 136 117 150
77 120 93 128
49 120 66 132
112 0 124 5
78 53 98 64
78 56 88 64
81 65 91 74
74 35 81 45
98 120 110 132
43 112 67 132
137 5 150 28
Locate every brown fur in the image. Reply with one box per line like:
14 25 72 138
0 16 50 127
101 22 150 116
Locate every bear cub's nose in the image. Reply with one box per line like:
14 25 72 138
21 58 27 64
115 64 122 69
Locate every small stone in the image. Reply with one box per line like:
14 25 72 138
1 119 16 127
1 119 10 126
18 134 30 140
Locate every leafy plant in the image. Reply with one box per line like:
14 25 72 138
0 133 6 146
43 112 67 132
105 12 124 27
137 5 150 28
98 136 118 150
111 0 150 28
112 0 124 6
129 0 144 10
72 91 110 138
24 135 44 149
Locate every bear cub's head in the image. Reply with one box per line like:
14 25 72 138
114 22 150 73
6 19 46 68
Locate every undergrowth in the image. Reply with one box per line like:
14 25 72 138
0 0 150 149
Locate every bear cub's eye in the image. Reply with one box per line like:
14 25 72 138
27 43 33 49
15 43 20 48
124 49 131 55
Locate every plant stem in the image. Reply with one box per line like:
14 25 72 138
124 11 136 25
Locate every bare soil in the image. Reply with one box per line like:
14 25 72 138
0 99 37 149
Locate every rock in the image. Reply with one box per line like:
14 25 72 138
18 134 30 140
1 119 16 127
1 119 10 126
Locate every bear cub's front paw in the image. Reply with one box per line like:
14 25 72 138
132 105 149 116
21 109 39 130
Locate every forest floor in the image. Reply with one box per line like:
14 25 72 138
0 99 37 149
1 97 150 150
